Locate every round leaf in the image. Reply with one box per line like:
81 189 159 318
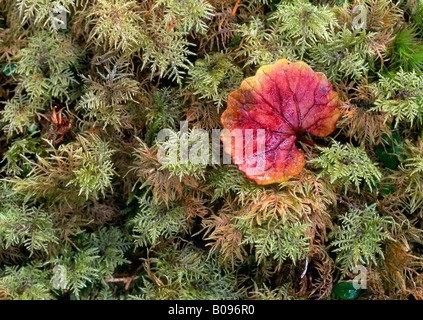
221 59 340 185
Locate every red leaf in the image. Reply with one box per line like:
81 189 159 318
221 59 340 185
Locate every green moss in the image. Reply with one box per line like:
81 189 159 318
0 0 422 301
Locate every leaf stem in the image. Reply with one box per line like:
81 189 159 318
296 133 324 147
